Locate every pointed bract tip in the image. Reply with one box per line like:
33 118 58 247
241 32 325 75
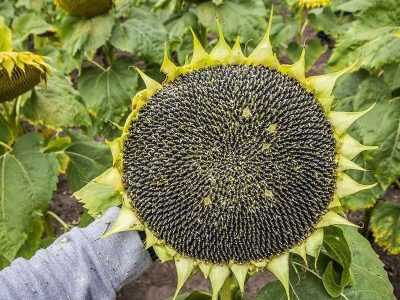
135 67 162 92
267 253 290 300
340 134 378 160
329 103 375 136
102 205 141 238
209 265 231 300
317 211 358 228
337 173 377 198
338 156 366 171
190 28 208 64
268 6 274 36
210 18 231 62
161 44 177 79
281 48 306 82
173 257 195 300
231 264 249 295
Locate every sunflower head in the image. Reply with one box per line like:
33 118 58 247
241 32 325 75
54 0 113 18
76 10 377 300
298 0 331 9
0 20 50 103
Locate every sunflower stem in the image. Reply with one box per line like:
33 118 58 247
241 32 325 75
0 140 12 151
47 211 70 232
219 276 239 300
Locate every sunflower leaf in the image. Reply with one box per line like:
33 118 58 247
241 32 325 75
24 73 91 129
58 14 114 64
64 132 112 192
12 12 53 46
110 8 167 64
370 201 400 255
0 133 59 263
78 58 138 124
329 0 400 71
194 0 267 43
256 227 395 300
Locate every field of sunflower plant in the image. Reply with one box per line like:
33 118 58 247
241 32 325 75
0 0 399 299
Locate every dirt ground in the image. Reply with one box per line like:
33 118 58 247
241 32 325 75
50 176 400 300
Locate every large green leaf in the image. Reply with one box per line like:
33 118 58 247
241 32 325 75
24 73 91 129
110 8 167 64
12 12 53 45
329 0 400 71
194 0 267 44
340 226 394 299
257 227 395 300
58 14 114 62
16 216 45 259
0 133 59 262
370 201 400 255
0 2 14 23
78 58 138 124
65 132 112 192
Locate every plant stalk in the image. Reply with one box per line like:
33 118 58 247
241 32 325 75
219 276 239 300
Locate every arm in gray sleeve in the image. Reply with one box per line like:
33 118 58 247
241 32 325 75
0 207 153 300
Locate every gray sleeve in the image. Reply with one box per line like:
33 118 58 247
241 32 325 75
0 207 152 300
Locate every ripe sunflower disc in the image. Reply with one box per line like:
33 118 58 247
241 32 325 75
0 66 41 102
55 0 112 17
123 65 336 264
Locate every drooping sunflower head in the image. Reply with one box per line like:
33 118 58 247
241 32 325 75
0 20 50 103
82 11 378 300
298 0 331 9
54 0 113 18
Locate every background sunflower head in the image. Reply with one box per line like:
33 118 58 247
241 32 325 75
0 19 49 103
54 0 113 18
298 0 331 9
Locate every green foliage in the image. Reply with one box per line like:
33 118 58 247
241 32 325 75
0 133 59 263
371 201 400 255
110 8 168 64
57 15 115 69
194 0 267 43
12 12 53 46
25 73 91 128
329 0 400 71
78 58 138 124
256 226 395 300
64 132 112 192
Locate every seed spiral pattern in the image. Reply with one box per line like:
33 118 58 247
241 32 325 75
0 66 41 102
123 65 336 264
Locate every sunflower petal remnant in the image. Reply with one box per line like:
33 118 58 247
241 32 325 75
298 0 331 9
